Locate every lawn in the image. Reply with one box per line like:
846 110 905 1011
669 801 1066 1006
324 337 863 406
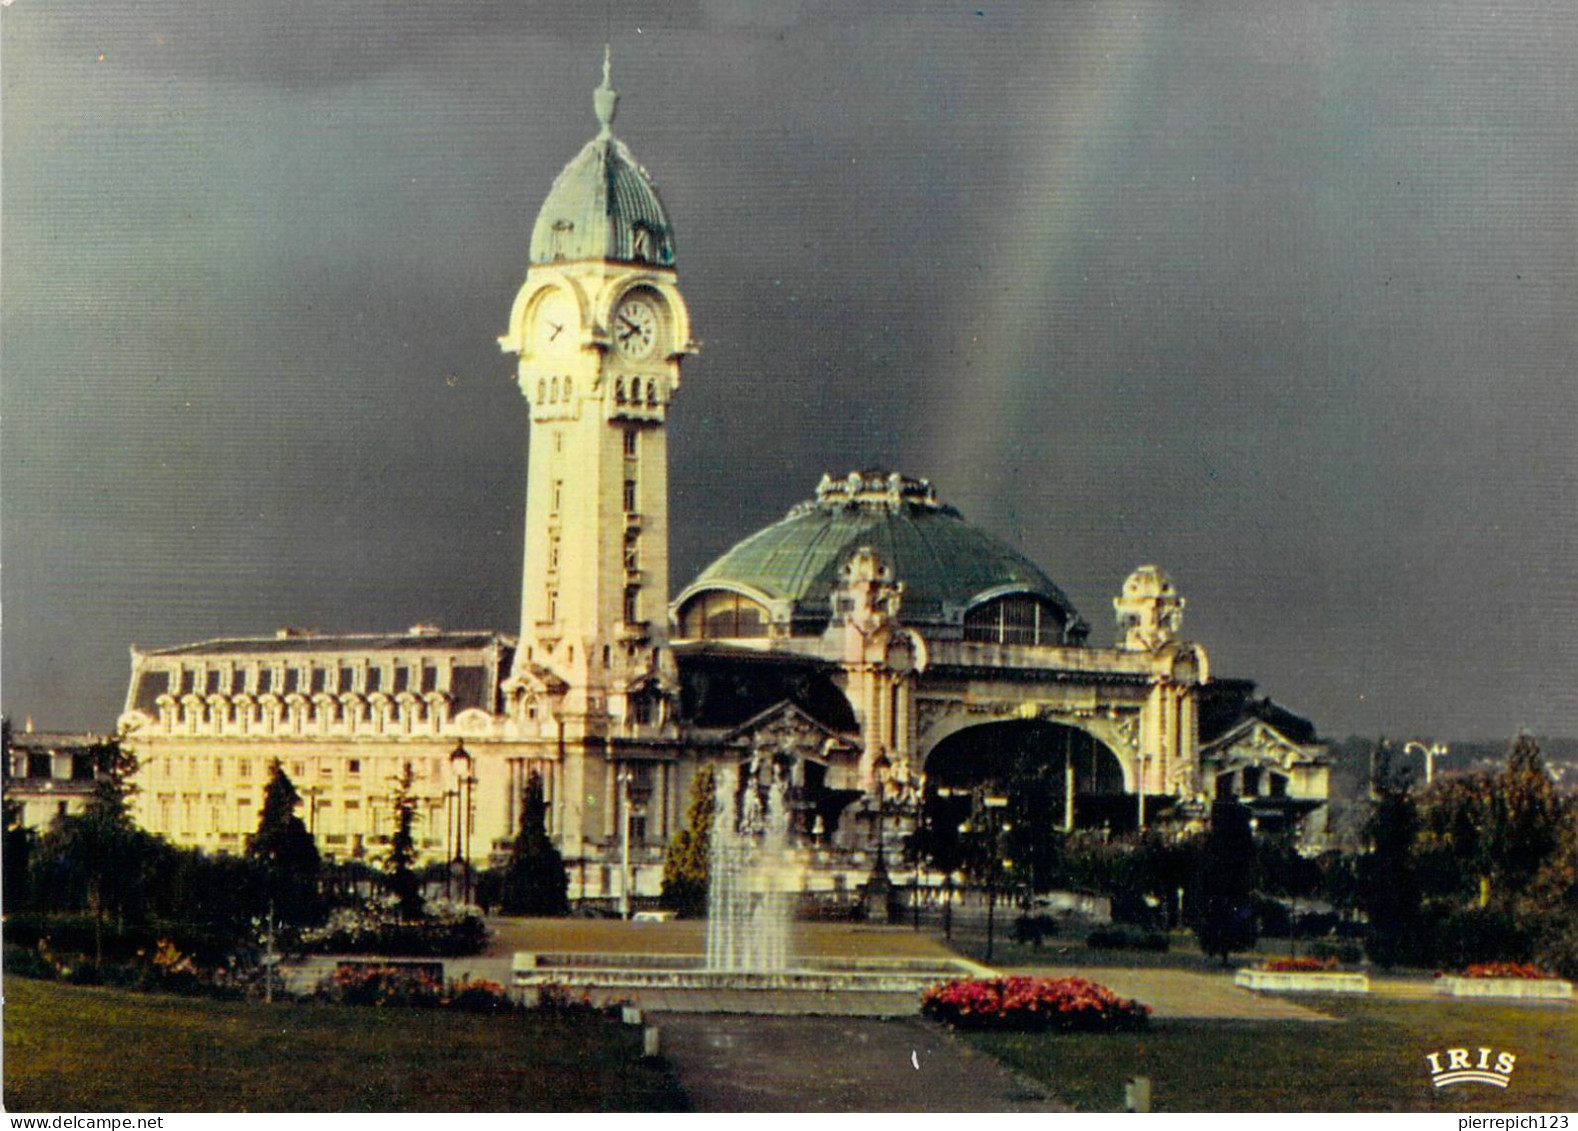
963 994 1577 1112
2 977 689 1112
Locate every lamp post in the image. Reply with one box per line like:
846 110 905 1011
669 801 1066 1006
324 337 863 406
1403 741 1447 786
981 794 1010 964
449 742 474 904
302 782 325 845
617 766 634 920
946 787 1012 962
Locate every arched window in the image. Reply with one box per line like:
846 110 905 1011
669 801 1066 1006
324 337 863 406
538 378 546 402
615 377 626 403
678 589 770 639
550 377 559 401
963 594 1067 645
630 377 642 403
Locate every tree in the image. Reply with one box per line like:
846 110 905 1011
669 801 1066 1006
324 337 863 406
383 761 424 920
498 772 569 916
1189 801 1258 964
1410 734 1574 973
34 736 149 962
660 766 715 917
1357 781 1422 968
246 760 322 925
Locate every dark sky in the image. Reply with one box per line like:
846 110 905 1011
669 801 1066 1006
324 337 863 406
3 2 1574 740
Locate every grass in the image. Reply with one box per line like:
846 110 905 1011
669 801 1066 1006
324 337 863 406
961 994 1578 1112
2 977 688 1112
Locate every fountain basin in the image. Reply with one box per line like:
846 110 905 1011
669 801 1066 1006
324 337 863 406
512 950 994 1014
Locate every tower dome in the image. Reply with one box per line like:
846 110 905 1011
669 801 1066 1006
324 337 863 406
528 50 675 267
674 471 1088 642
1114 565 1185 651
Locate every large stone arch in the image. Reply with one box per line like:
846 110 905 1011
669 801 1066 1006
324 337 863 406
916 700 1144 792
915 718 1138 889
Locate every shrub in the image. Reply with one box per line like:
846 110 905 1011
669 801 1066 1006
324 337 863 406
534 983 605 1016
921 976 1150 1033
331 964 443 1007
446 978 517 1014
300 899 488 957
1086 928 1169 952
1259 955 1338 973
3 944 57 981
1014 914 1059 947
1310 939 1364 965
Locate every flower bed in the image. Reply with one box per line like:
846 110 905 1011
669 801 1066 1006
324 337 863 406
1435 964 1572 1001
300 898 487 957
921 976 1150 1033
329 965 518 1011
1459 962 1555 980
1259 956 1338 973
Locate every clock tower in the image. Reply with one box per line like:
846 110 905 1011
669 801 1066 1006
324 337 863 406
499 50 694 748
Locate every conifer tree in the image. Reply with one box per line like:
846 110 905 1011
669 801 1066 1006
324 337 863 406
247 759 322 925
383 761 425 920
1189 800 1258 964
660 765 715 917
499 772 569 916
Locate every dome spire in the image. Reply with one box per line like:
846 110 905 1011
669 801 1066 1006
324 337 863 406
594 44 618 138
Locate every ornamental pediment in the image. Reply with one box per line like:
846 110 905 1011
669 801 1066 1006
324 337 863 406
722 700 859 764
1205 720 1317 768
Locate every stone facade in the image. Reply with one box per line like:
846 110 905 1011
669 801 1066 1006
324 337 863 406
115 57 1330 896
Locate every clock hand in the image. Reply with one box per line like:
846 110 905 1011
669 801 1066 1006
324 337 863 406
548 322 563 341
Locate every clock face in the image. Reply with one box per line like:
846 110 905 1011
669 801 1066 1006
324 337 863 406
534 290 576 354
612 295 658 360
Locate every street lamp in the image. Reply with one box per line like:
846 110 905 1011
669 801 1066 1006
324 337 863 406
1403 741 1447 786
945 787 1012 962
617 766 634 920
980 794 1010 964
449 742 474 904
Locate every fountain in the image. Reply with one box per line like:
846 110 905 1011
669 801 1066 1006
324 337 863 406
512 762 990 1014
705 767 794 973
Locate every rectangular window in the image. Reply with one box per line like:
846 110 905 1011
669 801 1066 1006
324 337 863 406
548 536 560 571
552 479 563 512
393 666 409 693
421 664 438 693
238 759 251 779
284 668 300 694
623 479 637 512
231 669 248 694
339 665 357 692
205 669 222 695
623 428 638 458
257 668 273 694
548 589 558 621
310 667 327 694
623 532 639 571
347 759 361 776
365 666 382 693
214 758 224 779
623 587 639 623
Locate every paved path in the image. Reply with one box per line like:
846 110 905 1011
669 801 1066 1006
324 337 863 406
652 1013 1067 1112
1017 965 1337 1021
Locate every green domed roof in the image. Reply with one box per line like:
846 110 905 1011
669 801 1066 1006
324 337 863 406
529 55 675 267
679 472 1087 633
